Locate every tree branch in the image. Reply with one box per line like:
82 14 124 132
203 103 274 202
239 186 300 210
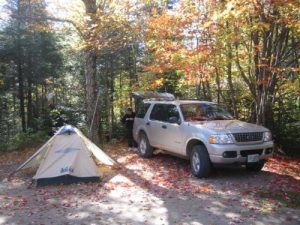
11 15 84 38
234 43 256 98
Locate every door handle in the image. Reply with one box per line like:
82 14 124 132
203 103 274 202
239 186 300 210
146 122 150 126
162 125 167 129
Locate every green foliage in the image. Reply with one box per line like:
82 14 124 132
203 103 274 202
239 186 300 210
274 92 300 156
280 123 300 156
0 130 48 151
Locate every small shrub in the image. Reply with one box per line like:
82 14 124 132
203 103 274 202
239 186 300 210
258 190 300 208
3 131 49 151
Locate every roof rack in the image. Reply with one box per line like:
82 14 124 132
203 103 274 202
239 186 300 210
132 91 175 101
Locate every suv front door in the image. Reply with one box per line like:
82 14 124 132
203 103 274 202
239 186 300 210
160 104 184 154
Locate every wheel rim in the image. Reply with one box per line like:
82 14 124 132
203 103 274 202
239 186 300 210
139 137 147 154
192 151 200 172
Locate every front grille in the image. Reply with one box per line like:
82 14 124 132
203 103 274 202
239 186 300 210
240 149 263 157
232 132 263 142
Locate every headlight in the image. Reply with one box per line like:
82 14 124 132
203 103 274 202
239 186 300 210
209 134 234 144
263 131 272 142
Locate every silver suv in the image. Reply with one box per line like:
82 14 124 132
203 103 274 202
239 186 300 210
133 100 274 178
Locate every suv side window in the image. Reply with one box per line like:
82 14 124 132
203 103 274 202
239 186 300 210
166 105 180 123
136 103 151 118
150 104 166 121
150 104 179 123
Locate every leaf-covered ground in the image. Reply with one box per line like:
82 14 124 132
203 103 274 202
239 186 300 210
0 143 299 225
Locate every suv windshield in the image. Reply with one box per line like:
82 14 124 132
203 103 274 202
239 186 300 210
180 103 233 121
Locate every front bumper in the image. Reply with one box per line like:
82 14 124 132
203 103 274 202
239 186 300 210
208 141 274 164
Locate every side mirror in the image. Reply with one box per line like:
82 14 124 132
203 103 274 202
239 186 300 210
169 116 181 125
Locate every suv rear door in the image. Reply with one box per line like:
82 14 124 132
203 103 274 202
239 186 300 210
148 103 183 154
147 104 166 148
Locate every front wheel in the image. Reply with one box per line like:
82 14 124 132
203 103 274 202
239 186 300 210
246 161 265 172
138 132 153 158
190 145 211 178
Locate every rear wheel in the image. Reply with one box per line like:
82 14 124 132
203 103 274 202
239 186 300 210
138 132 153 158
190 145 211 178
246 161 265 172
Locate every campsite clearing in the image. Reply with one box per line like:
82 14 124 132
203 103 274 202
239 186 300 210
0 142 300 225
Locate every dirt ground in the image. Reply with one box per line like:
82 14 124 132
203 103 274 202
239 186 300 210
0 142 299 225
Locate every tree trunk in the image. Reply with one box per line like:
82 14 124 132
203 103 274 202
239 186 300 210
85 50 99 144
82 0 100 144
255 19 278 127
27 78 33 129
201 80 207 100
17 54 26 132
215 68 220 104
16 0 26 132
34 81 39 120
109 57 115 140
252 30 264 125
196 82 201 99
225 29 238 118
206 81 212 102
105 57 111 141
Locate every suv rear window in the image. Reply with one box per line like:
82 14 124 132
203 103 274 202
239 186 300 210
136 103 151 118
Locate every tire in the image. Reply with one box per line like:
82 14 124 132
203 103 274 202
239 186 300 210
138 132 153 158
190 145 211 178
246 161 265 172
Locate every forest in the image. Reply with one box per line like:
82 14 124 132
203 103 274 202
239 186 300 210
0 0 299 155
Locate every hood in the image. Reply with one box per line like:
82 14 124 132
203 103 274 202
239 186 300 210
189 120 268 133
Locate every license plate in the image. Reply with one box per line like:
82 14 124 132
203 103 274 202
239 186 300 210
247 154 260 163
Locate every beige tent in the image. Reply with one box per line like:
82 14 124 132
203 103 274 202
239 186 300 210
12 125 116 186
